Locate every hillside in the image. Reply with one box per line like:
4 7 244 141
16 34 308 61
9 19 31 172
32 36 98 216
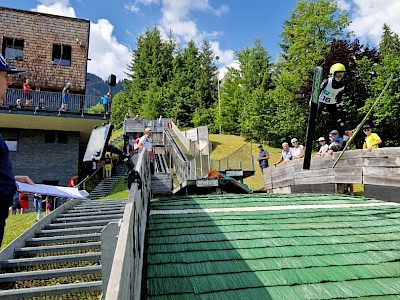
209 134 282 191
85 73 124 96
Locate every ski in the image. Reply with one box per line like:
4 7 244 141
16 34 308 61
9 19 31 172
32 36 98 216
303 66 323 170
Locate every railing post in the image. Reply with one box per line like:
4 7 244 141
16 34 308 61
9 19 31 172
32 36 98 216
101 221 120 295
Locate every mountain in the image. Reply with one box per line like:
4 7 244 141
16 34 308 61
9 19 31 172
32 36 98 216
85 73 124 96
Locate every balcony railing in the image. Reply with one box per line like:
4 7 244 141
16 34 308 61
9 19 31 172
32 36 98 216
2 88 104 113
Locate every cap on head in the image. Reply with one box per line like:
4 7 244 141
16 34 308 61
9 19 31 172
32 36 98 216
291 138 298 143
330 129 339 135
257 144 263 148
362 124 372 130
318 137 325 141
0 54 25 74
145 127 152 133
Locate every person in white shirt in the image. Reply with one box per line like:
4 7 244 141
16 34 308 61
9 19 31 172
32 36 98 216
137 127 153 155
291 138 305 159
315 137 329 156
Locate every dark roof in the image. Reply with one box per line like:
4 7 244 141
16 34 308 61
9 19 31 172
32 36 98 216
147 193 400 298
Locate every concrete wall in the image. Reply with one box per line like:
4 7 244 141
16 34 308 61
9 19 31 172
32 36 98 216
0 7 89 92
8 129 80 186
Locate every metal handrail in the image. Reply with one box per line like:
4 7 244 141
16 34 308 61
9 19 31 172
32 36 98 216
77 165 104 191
4 88 103 112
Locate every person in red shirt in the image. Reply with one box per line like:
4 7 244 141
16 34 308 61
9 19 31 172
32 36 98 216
23 79 33 107
68 174 78 188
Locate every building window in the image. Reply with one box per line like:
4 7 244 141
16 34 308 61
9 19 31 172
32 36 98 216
45 131 56 143
52 44 71 66
58 131 68 144
2 37 24 61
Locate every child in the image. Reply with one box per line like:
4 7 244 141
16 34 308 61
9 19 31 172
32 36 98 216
316 63 346 133
362 124 382 151
43 196 52 213
314 137 329 156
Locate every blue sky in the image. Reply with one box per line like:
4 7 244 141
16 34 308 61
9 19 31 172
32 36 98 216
2 0 400 80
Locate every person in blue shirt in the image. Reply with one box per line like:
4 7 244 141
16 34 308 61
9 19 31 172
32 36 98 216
0 54 34 246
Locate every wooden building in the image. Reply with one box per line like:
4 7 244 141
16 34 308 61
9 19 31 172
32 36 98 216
0 6 90 94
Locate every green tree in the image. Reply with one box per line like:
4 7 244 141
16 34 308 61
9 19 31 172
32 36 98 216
365 25 400 146
268 0 351 144
125 27 176 119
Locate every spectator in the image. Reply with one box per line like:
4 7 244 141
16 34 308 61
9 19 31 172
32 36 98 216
327 130 343 154
124 112 130 120
138 128 154 174
59 81 71 112
316 63 346 133
43 196 51 213
102 92 110 115
138 128 153 152
104 154 113 178
133 114 140 120
314 137 329 156
0 53 34 246
10 192 21 215
23 79 33 107
68 174 78 188
291 138 305 159
15 98 22 109
18 192 29 214
274 142 292 166
257 144 270 172
33 193 42 212
362 124 382 152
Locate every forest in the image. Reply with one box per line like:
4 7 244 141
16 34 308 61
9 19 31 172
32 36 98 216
110 0 400 148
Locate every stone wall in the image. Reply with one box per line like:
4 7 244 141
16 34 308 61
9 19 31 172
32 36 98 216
9 129 80 186
0 7 89 93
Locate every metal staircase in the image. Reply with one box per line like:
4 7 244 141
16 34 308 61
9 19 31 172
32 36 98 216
88 164 127 200
0 199 126 299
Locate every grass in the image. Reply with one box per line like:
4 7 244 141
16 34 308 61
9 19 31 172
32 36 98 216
101 178 130 200
209 134 282 191
1 212 37 250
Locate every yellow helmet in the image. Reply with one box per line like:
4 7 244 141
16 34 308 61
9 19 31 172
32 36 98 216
330 63 346 76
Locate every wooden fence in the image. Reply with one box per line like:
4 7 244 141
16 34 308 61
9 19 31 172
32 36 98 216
263 147 400 202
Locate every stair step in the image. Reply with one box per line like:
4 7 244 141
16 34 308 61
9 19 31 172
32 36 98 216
0 252 101 269
0 281 102 299
44 219 121 229
53 214 123 223
37 226 105 236
59 209 124 217
0 265 101 283
25 233 101 246
14 242 101 257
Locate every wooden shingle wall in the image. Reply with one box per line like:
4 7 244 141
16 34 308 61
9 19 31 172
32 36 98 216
0 7 89 93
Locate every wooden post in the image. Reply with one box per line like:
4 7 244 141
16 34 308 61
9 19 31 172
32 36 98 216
303 66 323 170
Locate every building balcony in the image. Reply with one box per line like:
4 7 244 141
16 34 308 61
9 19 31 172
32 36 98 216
0 88 110 142
1 88 108 117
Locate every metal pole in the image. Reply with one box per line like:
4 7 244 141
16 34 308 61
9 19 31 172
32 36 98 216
218 78 221 134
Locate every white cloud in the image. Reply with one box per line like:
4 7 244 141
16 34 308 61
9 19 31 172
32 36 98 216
35 0 76 17
88 19 131 81
134 0 234 77
347 0 400 45
125 0 160 13
34 0 131 80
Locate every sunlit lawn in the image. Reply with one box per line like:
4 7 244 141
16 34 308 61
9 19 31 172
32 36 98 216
1 212 37 250
101 178 130 200
209 134 282 191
